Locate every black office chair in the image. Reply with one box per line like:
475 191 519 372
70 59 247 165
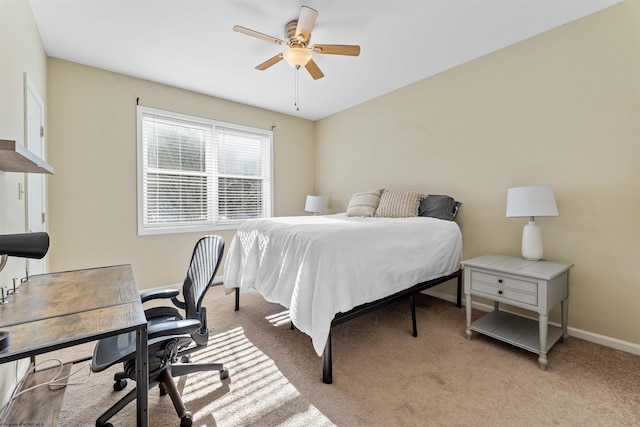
91 235 228 427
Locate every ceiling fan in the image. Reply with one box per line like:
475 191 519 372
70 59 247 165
233 6 360 80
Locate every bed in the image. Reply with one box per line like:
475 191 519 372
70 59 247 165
224 196 463 383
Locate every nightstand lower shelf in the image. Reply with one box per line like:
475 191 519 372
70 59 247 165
470 310 565 354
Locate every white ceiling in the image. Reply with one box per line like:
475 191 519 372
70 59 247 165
29 0 621 121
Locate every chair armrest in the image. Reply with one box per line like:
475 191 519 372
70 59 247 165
147 319 201 340
145 306 181 321
140 288 180 303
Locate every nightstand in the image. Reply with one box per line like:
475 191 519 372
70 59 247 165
462 254 573 370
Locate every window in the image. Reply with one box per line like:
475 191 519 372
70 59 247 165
137 106 272 235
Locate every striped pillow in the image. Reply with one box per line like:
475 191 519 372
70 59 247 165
346 189 384 217
374 190 423 218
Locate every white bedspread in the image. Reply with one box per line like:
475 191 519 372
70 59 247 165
223 214 463 356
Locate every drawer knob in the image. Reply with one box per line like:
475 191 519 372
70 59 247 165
498 290 503 295
498 279 504 283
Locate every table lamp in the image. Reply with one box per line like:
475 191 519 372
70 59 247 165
0 232 49 351
506 186 558 261
0 232 50 273
0 231 50 292
305 195 325 215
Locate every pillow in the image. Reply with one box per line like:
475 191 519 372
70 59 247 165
374 190 423 218
346 189 384 217
419 194 458 221
452 200 461 219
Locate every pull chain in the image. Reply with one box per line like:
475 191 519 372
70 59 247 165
294 66 300 111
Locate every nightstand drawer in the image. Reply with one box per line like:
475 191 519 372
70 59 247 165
471 271 538 294
471 281 537 306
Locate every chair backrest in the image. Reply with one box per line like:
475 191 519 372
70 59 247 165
182 235 225 321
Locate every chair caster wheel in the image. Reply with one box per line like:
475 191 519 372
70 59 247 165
113 379 127 391
180 411 193 427
220 368 229 380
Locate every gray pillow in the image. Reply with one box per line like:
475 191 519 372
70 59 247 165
419 195 457 221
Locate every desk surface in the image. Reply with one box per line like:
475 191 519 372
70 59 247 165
0 264 146 364
0 265 148 426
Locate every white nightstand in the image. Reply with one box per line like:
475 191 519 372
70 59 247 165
462 254 573 370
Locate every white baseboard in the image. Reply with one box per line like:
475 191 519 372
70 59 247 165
421 288 640 356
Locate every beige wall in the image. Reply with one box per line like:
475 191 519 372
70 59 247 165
47 59 315 289
2 0 636 354
316 1 640 345
0 0 48 409
0 0 48 281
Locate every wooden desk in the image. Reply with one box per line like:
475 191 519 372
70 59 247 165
0 265 149 426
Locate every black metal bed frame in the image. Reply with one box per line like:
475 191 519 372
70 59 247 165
234 269 462 384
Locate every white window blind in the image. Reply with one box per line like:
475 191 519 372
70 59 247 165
216 127 271 222
137 106 272 235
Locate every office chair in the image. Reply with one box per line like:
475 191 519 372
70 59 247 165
91 235 227 427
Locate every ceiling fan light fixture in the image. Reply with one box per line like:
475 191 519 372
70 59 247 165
234 6 358 80
283 47 312 67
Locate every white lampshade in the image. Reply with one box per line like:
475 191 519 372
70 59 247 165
283 47 312 67
506 186 559 261
506 186 558 218
305 195 325 215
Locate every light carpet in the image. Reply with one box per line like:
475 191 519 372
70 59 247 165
46 284 638 426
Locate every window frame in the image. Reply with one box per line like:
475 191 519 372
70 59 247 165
136 106 273 236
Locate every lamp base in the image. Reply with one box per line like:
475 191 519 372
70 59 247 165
521 220 543 261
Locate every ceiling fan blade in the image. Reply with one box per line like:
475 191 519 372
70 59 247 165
311 44 361 56
233 25 286 45
256 54 283 70
294 6 318 43
305 59 324 80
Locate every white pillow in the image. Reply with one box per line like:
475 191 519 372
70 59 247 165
346 189 384 217
374 190 423 218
